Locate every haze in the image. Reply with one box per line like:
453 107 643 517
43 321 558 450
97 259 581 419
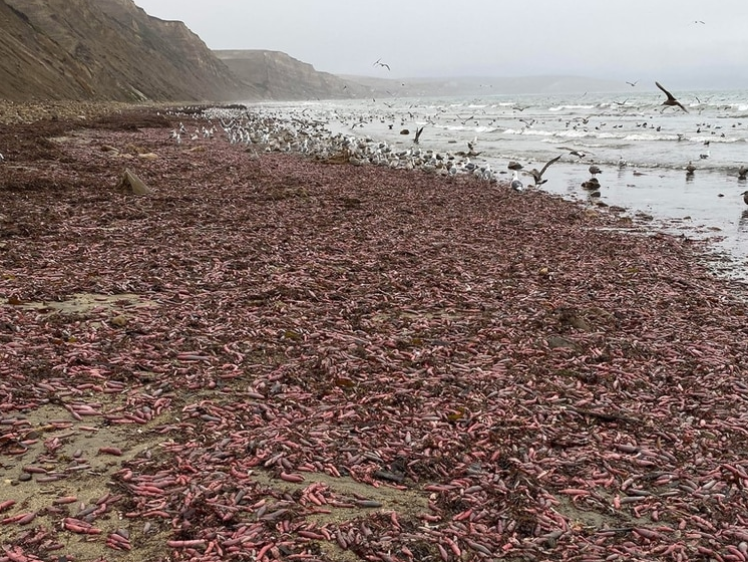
133 0 748 90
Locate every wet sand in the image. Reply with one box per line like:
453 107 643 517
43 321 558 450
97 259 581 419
2 106 748 561
536 163 748 279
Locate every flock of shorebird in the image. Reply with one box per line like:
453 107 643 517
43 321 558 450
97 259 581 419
159 80 748 205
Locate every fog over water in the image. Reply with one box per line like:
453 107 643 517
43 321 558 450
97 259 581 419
133 0 748 90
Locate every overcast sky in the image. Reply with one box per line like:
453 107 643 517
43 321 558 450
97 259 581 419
133 0 747 88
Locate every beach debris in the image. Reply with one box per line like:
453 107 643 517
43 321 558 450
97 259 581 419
116 168 152 195
507 161 523 171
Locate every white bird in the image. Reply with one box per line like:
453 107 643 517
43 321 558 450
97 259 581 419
511 170 524 192
0 153 4 162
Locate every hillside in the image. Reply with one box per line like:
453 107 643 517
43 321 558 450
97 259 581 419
215 50 373 101
0 0 250 102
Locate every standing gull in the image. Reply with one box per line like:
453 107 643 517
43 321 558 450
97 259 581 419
510 170 524 192
656 82 688 113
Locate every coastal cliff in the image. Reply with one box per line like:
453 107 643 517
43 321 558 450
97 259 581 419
0 0 248 102
214 50 373 101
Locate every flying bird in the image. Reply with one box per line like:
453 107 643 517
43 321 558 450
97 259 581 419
373 58 391 71
467 137 481 156
656 81 688 113
528 155 562 186
414 126 424 144
626 80 639 87
558 147 589 159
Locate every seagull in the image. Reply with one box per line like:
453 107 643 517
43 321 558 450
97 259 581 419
510 170 524 192
373 58 391 71
626 80 639 87
742 191 748 205
467 138 481 157
588 164 602 175
519 118 535 128
656 82 688 113
528 155 562 186
738 166 747 181
558 147 589 159
414 126 424 144
686 161 696 175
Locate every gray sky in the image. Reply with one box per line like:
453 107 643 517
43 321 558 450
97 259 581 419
133 0 747 88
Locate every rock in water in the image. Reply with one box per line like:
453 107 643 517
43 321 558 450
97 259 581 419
117 168 152 195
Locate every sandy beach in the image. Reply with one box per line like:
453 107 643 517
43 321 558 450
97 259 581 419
3 105 748 561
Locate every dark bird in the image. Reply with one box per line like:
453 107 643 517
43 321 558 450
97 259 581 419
467 138 480 157
626 80 639 87
507 161 523 171
581 177 600 190
373 58 391 71
656 81 688 113
414 126 424 144
588 164 602 175
686 161 696 175
528 155 562 186
742 191 748 205
738 166 748 181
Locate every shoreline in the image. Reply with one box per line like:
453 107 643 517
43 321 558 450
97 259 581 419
2 106 748 560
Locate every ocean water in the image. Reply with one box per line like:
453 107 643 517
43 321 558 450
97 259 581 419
242 88 748 278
